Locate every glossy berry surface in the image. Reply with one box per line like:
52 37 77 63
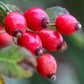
4 12 27 37
38 29 64 51
17 31 43 56
36 53 57 80
55 14 82 35
0 24 13 49
24 7 50 31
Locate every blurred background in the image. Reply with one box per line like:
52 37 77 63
0 0 84 84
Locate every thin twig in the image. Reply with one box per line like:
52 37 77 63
49 23 56 26
0 30 6 33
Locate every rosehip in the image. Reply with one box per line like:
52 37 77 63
55 14 82 35
4 12 27 37
0 24 13 49
17 31 43 56
38 29 67 51
36 53 57 80
24 7 50 31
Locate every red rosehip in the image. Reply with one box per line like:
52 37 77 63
55 14 82 35
24 7 50 31
38 29 67 51
0 25 13 49
17 31 43 56
4 12 27 37
36 53 57 80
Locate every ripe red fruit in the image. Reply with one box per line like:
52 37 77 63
17 31 43 56
36 53 57 80
4 12 27 37
38 29 67 51
55 14 82 35
0 24 13 49
24 7 50 31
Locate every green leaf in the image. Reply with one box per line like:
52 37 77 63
46 6 69 23
46 6 69 30
0 2 7 26
0 75 5 84
0 45 36 79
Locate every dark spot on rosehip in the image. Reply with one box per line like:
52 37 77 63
41 17 50 28
13 29 23 38
57 41 67 52
75 22 82 31
48 72 56 80
57 41 64 50
34 47 43 56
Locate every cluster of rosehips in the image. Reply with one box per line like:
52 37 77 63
0 7 82 80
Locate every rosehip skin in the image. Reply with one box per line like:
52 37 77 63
0 25 13 49
38 29 63 51
24 7 50 31
37 53 57 80
17 31 43 56
55 14 82 35
4 12 27 37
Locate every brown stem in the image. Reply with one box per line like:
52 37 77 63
49 23 56 26
6 6 12 13
12 37 17 45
